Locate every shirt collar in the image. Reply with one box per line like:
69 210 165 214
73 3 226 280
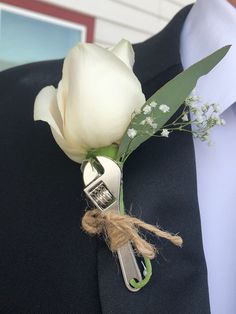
180 0 236 113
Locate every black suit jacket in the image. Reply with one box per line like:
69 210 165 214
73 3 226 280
0 5 211 314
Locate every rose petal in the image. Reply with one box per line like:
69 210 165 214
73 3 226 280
109 39 135 69
56 80 66 123
34 86 63 138
34 86 86 163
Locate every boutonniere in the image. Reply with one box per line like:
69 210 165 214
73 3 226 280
34 39 229 291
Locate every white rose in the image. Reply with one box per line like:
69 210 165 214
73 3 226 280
34 39 145 163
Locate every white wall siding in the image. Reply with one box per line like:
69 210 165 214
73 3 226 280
42 0 194 45
95 19 154 46
159 1 183 19
111 0 164 19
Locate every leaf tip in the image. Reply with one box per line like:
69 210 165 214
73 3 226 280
220 44 231 56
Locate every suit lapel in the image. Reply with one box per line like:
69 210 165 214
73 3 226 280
97 5 211 314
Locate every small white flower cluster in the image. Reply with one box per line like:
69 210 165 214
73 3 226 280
142 102 170 115
140 116 158 129
184 90 201 107
143 105 152 115
159 104 170 113
127 101 171 139
126 90 225 145
189 102 225 144
150 101 157 108
127 128 137 139
157 91 226 142
161 129 170 137
181 113 188 122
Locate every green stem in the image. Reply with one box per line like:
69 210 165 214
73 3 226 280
119 182 125 215
86 143 119 160
130 257 152 289
87 145 153 290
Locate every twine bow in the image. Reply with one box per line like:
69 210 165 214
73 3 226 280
81 208 183 259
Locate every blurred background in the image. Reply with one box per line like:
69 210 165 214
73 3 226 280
0 0 193 71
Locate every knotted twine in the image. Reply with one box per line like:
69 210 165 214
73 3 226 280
81 208 183 259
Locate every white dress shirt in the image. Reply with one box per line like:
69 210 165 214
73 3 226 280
180 0 236 313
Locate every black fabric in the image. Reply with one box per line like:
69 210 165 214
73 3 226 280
0 4 210 314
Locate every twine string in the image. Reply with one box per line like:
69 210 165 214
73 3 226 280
81 208 183 259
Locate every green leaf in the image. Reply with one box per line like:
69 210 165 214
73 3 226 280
117 45 231 162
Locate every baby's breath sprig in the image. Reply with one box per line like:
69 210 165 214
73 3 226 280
127 91 225 147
